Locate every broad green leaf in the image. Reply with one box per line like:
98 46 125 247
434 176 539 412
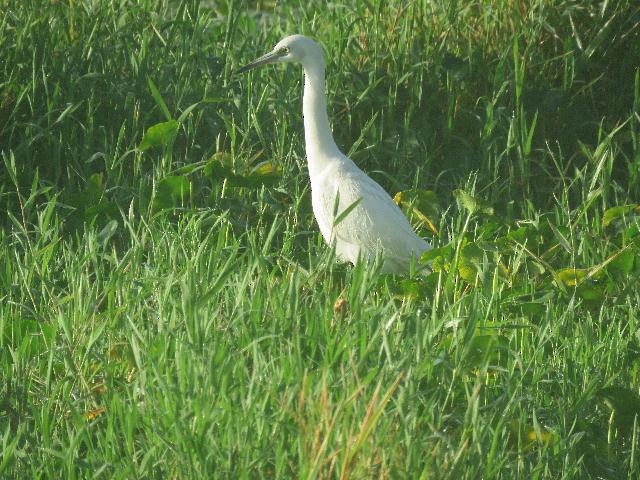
603 204 640 227
244 161 282 187
576 284 605 302
250 161 281 177
454 189 477 214
608 247 635 274
556 268 587 287
505 226 536 244
204 159 235 179
421 244 452 272
153 175 191 210
453 189 493 215
458 263 477 283
586 244 634 281
139 120 178 151
394 279 429 299
459 242 484 283
462 243 484 262
556 268 605 302
420 244 452 263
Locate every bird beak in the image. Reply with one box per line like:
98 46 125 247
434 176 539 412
235 50 283 74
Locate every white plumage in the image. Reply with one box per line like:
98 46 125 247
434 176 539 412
237 34 431 274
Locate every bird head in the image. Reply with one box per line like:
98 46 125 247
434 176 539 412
235 34 324 73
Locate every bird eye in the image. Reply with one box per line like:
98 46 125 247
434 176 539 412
280 47 290 55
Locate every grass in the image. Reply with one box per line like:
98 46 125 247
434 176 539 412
1 0 640 477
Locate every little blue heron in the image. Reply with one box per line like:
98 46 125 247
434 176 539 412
237 34 431 275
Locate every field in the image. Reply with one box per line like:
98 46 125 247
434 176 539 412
2 0 640 478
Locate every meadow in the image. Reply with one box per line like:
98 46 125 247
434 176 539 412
1 0 640 478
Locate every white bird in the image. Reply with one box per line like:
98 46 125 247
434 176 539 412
237 34 431 274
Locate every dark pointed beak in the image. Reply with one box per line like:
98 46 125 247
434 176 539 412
234 50 282 75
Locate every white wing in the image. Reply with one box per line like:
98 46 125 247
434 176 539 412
311 162 430 273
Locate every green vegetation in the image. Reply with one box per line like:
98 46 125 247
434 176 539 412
2 0 640 477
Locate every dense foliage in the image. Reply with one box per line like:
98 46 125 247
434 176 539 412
1 0 639 477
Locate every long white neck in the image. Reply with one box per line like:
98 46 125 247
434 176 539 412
302 61 343 179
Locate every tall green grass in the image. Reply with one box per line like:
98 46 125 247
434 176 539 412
1 0 640 477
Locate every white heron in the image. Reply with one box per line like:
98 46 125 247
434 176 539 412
237 34 431 275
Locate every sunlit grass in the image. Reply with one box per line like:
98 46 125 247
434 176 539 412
1 0 640 478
